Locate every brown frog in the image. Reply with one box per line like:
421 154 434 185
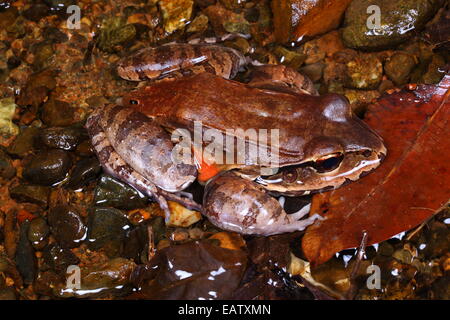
85 43 386 236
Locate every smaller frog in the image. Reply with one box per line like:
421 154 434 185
86 43 386 235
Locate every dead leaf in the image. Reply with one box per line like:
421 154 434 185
271 0 352 43
129 240 247 299
302 73 450 265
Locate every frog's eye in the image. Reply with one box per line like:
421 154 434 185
313 153 344 173
129 99 139 105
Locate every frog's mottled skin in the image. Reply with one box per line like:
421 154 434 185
86 43 387 235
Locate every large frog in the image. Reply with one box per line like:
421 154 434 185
85 43 386 236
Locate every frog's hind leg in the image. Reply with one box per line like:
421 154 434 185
117 43 247 81
85 109 173 221
248 64 318 95
203 171 321 236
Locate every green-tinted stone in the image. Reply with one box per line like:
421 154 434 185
342 0 444 50
87 207 130 257
384 52 417 85
94 175 147 210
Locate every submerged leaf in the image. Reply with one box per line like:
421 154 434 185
302 73 450 265
130 240 247 299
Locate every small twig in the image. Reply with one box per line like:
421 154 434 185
346 230 369 300
4 209 17 259
147 225 156 262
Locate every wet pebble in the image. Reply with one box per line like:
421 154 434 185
38 126 87 151
342 0 444 50
97 18 137 53
384 52 417 86
47 205 87 248
40 98 77 127
6 126 39 158
43 243 80 274
23 149 72 186
9 184 50 207
66 157 101 190
7 56 21 69
159 0 194 33
57 257 136 298
15 221 37 285
0 149 15 179
22 4 49 22
27 217 50 250
75 139 94 157
94 175 147 210
87 207 130 257
43 26 69 43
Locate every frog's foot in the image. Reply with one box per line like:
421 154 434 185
248 64 318 95
159 190 202 212
203 171 320 236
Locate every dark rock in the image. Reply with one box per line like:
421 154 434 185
27 217 50 250
75 139 94 157
6 126 39 157
0 148 15 179
23 149 72 186
0 6 17 29
0 288 16 300
93 175 147 210
44 0 76 15
48 205 87 248
43 27 69 43
9 184 50 207
15 221 37 285
6 56 21 69
33 270 64 297
43 243 80 274
22 4 49 22
66 157 101 190
87 207 130 257
40 98 76 127
38 126 88 151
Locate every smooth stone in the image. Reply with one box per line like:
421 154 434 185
9 184 50 207
38 126 88 151
27 217 50 249
66 157 101 190
23 149 72 186
47 205 87 248
93 175 147 210
87 207 130 257
15 221 37 285
43 243 80 274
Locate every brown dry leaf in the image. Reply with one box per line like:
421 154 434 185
271 0 352 43
302 73 450 265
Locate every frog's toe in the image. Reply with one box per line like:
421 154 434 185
287 203 311 222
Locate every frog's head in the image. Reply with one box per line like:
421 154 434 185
253 94 387 196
